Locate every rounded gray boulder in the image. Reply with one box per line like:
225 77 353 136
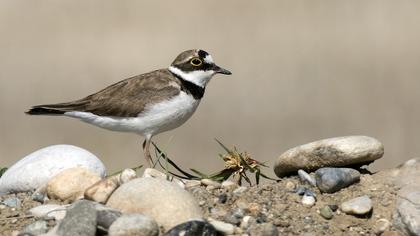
274 136 384 177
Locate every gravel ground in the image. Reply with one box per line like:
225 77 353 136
0 171 399 236
0 193 63 236
189 171 399 235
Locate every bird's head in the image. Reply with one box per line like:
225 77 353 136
169 49 231 87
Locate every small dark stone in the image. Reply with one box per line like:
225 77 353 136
295 186 307 195
303 189 317 198
31 192 45 203
164 220 221 236
328 204 339 212
218 193 228 204
96 208 122 230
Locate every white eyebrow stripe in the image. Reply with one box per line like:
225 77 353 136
204 55 214 64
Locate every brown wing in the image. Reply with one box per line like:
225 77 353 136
27 69 181 117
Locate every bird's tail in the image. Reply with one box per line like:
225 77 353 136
26 100 88 115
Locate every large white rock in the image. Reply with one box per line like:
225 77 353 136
0 145 106 195
106 177 203 231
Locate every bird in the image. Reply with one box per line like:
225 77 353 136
26 49 232 167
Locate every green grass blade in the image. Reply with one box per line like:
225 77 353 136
215 138 234 154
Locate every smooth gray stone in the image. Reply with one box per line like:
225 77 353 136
298 169 316 186
315 167 360 193
164 220 218 236
3 197 21 208
108 214 159 236
56 200 97 236
23 220 48 235
319 206 333 220
96 207 122 230
340 195 372 215
274 136 383 177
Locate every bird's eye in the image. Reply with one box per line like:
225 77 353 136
190 58 202 66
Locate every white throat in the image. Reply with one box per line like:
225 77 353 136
169 66 214 88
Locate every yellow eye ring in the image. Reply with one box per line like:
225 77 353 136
190 58 202 66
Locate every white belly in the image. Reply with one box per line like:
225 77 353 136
65 92 200 137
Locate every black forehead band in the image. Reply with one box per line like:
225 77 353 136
198 50 209 58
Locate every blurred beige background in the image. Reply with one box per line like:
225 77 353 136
1 1 419 175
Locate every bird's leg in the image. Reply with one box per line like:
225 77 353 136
142 137 153 167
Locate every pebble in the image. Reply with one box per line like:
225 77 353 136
201 179 222 188
94 203 122 230
240 216 256 229
184 180 201 188
274 136 384 177
22 220 48 235
55 200 97 236
328 204 339 212
302 195 316 207
164 220 219 236
233 186 248 195
223 208 245 225
340 195 372 215
315 167 360 193
108 213 159 236
31 192 46 203
118 169 137 184
374 218 391 235
208 219 235 235
47 167 102 202
106 177 202 231
319 206 333 220
298 169 316 186
0 144 106 195
3 197 21 208
218 193 228 204
221 180 239 190
29 204 67 221
295 187 316 198
295 186 307 195
142 168 185 189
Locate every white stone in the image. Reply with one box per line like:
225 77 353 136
0 145 106 195
201 179 222 188
221 180 239 190
340 195 372 215
29 204 68 221
142 168 185 189
47 167 102 202
106 177 202 231
119 169 137 184
208 219 236 235
301 195 316 207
